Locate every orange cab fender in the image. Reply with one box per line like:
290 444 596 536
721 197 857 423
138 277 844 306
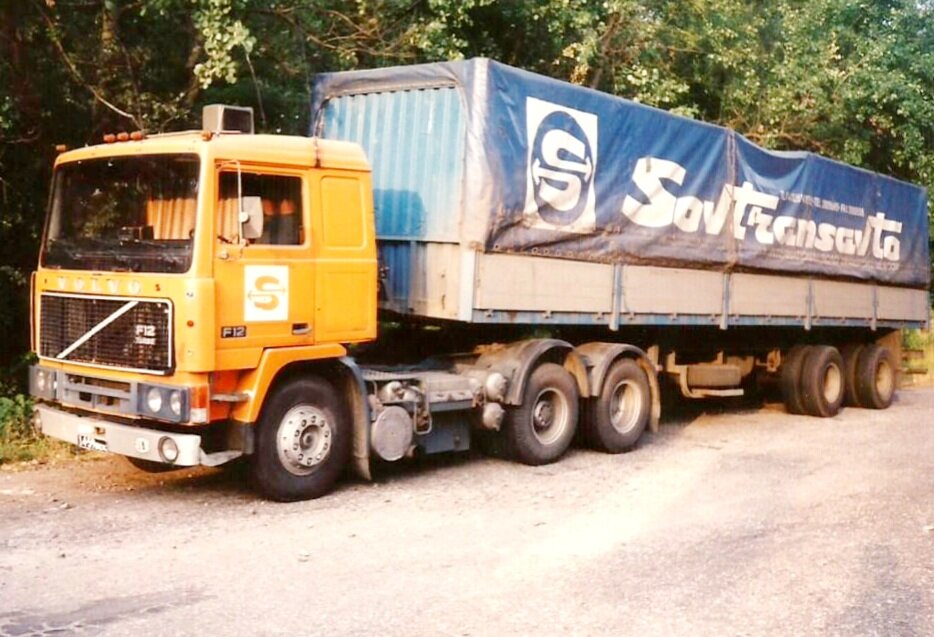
230 343 348 424
230 345 373 480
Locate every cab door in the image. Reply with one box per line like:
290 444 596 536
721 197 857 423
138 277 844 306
311 169 377 344
213 165 315 368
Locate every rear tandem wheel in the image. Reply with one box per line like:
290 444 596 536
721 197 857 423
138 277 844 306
854 344 896 410
781 345 812 416
504 363 579 465
799 345 845 418
583 358 651 453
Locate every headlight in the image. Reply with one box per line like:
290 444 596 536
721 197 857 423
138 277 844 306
146 387 163 413
29 366 56 400
168 390 182 416
138 384 190 422
158 436 180 463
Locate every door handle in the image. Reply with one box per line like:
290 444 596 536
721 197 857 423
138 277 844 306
292 323 311 335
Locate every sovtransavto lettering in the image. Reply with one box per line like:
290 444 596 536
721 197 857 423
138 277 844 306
621 157 902 262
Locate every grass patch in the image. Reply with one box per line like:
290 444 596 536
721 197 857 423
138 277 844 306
0 393 74 465
904 327 934 350
902 320 934 387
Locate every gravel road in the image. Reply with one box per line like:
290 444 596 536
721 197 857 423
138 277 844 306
2 388 933 637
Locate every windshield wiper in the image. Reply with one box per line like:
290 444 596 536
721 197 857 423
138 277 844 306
46 237 191 273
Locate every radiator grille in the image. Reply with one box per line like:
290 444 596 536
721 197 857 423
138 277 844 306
39 294 172 373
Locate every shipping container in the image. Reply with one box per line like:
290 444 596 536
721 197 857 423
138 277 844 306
312 58 929 330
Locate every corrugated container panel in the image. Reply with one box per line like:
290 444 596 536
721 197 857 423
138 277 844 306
320 87 465 242
377 241 412 314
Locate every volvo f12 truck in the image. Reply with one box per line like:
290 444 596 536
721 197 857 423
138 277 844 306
30 59 929 500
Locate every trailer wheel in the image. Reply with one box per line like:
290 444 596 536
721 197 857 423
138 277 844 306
855 345 896 410
839 343 865 408
251 376 350 502
800 345 845 418
781 345 811 415
505 363 579 465
584 359 650 453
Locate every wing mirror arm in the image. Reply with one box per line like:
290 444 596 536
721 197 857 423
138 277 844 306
217 160 264 244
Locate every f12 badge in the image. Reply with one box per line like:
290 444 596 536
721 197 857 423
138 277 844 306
244 265 289 322
221 325 247 338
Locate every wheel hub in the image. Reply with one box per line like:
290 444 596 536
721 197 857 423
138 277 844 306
530 389 569 445
277 405 332 476
610 380 643 434
876 360 895 402
533 401 555 429
822 363 842 404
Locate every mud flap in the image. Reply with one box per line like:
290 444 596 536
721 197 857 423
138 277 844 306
640 358 662 433
338 357 373 481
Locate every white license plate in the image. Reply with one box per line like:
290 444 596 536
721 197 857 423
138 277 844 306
77 434 108 453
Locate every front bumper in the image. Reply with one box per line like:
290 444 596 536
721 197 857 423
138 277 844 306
35 404 205 466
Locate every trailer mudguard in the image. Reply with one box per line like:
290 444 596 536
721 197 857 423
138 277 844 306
575 342 662 433
473 338 589 406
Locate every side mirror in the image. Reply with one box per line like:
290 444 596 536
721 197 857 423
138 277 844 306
239 196 264 240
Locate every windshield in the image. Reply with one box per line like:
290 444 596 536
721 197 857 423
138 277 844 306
42 154 200 273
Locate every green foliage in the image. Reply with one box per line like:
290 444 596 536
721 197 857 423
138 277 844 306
903 329 925 350
0 393 39 464
0 394 32 441
193 0 257 89
903 318 934 349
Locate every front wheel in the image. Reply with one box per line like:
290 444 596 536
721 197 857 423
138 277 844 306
505 363 579 465
251 376 350 502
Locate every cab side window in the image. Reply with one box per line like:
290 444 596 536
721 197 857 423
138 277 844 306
217 172 303 245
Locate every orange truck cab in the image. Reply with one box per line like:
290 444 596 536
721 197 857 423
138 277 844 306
30 106 388 499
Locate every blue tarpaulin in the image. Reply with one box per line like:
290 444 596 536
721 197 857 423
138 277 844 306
312 58 929 289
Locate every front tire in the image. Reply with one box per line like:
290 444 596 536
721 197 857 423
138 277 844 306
583 359 650 453
251 377 350 502
505 363 579 465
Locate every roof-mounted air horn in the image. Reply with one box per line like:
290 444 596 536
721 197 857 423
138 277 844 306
202 104 254 135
